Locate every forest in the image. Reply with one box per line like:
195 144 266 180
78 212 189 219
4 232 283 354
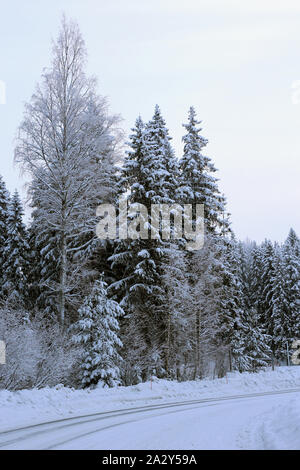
0 17 299 391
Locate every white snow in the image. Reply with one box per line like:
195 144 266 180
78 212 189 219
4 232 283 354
1 365 300 444
237 395 300 450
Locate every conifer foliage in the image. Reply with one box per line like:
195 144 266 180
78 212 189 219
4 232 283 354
2 190 29 307
0 176 10 295
72 279 124 387
180 106 227 233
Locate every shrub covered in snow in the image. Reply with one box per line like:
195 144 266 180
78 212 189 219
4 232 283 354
0 308 82 391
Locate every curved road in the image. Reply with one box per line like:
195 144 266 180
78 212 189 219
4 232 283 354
0 388 299 450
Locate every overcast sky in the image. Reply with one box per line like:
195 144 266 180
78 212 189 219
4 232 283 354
0 0 300 242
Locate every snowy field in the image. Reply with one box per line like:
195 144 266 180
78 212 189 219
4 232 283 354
0 366 300 449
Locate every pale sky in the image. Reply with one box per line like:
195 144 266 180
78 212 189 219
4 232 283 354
0 0 300 243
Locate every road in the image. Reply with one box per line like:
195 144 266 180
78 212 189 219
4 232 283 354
0 388 299 450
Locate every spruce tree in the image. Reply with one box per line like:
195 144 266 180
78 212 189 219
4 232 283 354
260 240 280 357
72 279 123 387
282 229 300 351
109 106 181 379
180 107 228 233
270 250 290 359
242 307 271 371
0 176 10 296
214 236 249 373
236 241 271 370
2 191 29 307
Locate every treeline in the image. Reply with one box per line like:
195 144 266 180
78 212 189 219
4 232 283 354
0 17 299 390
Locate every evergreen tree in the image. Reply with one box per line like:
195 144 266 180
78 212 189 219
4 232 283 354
109 106 181 379
2 191 29 307
236 241 271 370
270 249 291 359
144 104 180 204
282 229 300 350
214 236 249 373
72 279 123 387
260 241 276 321
180 107 228 233
0 176 10 296
242 307 271 371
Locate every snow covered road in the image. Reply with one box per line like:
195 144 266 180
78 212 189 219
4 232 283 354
1 388 300 450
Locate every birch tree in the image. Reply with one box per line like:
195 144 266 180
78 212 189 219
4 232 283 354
15 17 122 326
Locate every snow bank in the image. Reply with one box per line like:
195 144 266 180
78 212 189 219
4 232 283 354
0 366 300 432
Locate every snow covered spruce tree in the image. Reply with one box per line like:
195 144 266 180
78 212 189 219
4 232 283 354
236 242 271 370
239 237 300 364
15 16 122 326
241 307 271 372
248 243 265 320
178 107 234 376
72 278 123 388
257 239 282 360
213 236 249 374
261 240 277 323
109 106 181 380
2 191 29 307
180 106 228 233
263 245 290 360
281 229 300 350
0 175 10 298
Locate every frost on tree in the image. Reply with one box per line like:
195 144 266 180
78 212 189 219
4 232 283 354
282 229 300 348
109 106 181 379
0 175 10 297
2 191 29 307
72 279 123 388
180 107 228 234
14 16 122 326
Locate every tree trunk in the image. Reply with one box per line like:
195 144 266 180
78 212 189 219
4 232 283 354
165 310 171 376
194 310 200 379
228 346 232 372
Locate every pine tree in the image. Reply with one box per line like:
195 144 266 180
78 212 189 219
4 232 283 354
0 176 10 296
109 106 181 379
2 191 29 307
180 107 228 233
72 279 123 387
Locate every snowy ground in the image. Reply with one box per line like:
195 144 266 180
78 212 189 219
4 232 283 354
0 366 300 449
